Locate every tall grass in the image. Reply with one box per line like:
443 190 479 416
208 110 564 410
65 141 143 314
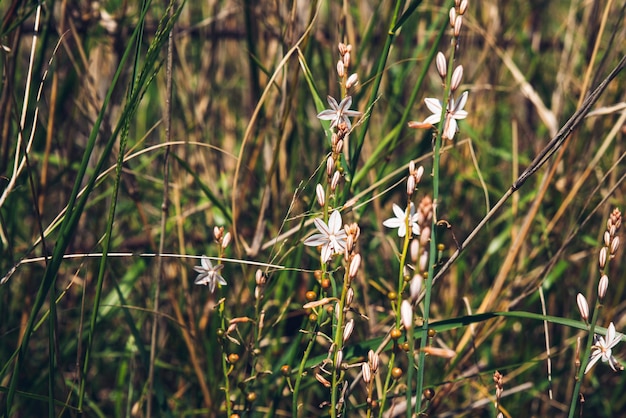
0 1 624 417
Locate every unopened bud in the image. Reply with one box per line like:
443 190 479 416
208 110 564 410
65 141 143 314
346 287 354 307
401 300 413 331
343 319 355 342
220 231 231 248
214 226 223 241
336 349 343 369
349 253 361 278
346 73 359 89
410 274 423 302
610 236 620 255
343 52 351 68
315 373 331 388
436 52 447 79
336 60 345 78
598 275 609 300
419 251 429 272
576 293 589 322
255 269 266 285
362 362 372 383
368 349 379 372
407 175 416 196
604 231 611 247
450 65 464 91
449 7 457 27
459 0 468 15
454 16 463 36
599 246 608 269
316 184 326 207
327 156 335 176
331 170 341 191
335 139 344 154
410 239 420 263
414 165 424 183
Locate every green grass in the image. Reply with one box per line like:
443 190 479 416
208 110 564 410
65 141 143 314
0 1 625 417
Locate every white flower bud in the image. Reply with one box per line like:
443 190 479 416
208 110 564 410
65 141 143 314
449 7 457 27
451 65 463 91
336 349 343 369
401 300 413 331
336 60 345 78
327 155 335 176
346 73 359 89
368 349 379 372
362 362 372 383
454 16 463 36
213 226 223 241
604 231 611 247
407 175 416 196
343 319 355 342
343 52 351 68
419 251 429 272
316 184 326 207
349 253 361 278
221 232 232 249
459 0 468 15
346 287 354 307
576 293 589 322
599 246 608 269
331 170 341 191
410 274 423 303
610 236 620 255
598 275 609 300
410 239 420 263
415 165 424 183
436 52 447 79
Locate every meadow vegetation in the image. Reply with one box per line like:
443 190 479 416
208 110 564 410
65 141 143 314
0 0 625 416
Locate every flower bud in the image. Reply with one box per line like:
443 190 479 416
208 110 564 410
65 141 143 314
343 52 351 68
362 362 372 383
410 239 420 263
576 293 589 322
336 60 345 78
315 373 331 388
410 274 423 302
454 16 463 37
213 226 223 241
599 246 608 269
255 269 266 286
331 170 341 191
451 65 463 91
401 300 413 331
349 253 361 278
346 287 354 307
343 319 355 342
407 175 416 196
449 7 457 27
221 232 232 249
327 155 335 176
610 236 620 255
336 349 343 369
459 0 468 15
436 52 447 79
346 73 359 89
316 184 326 207
368 349 379 372
598 275 609 300
414 165 424 183
604 231 611 247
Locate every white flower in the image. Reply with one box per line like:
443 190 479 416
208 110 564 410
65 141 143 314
193 256 227 293
317 95 362 130
585 322 624 374
422 91 469 140
304 210 348 262
383 203 420 238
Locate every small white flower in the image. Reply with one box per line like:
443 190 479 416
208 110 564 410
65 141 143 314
317 95 362 130
193 256 227 293
383 203 420 238
304 210 348 262
585 322 624 374
422 91 469 140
